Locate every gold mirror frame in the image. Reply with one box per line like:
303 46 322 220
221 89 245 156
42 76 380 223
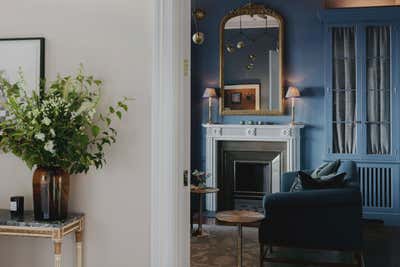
219 3 285 116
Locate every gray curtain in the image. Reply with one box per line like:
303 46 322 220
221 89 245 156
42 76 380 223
367 26 390 154
332 28 356 154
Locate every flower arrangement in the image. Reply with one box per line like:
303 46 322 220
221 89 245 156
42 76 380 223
0 67 129 174
192 169 210 188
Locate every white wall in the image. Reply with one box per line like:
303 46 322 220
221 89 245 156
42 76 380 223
0 0 153 266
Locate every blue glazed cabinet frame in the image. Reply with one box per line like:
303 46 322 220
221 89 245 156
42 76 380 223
321 8 400 224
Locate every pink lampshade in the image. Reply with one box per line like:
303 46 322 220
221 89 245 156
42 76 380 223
285 86 301 98
203 88 217 98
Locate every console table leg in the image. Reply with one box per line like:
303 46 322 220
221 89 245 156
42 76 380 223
54 241 62 267
237 224 243 267
76 231 83 267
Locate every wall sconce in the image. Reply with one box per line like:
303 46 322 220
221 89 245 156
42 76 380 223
285 86 301 126
203 88 217 124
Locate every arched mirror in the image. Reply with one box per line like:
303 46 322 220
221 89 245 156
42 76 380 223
220 3 284 115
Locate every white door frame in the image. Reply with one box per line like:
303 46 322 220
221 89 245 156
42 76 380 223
151 0 191 266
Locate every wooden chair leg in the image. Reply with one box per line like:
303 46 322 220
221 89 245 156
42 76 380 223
259 243 265 267
354 251 366 267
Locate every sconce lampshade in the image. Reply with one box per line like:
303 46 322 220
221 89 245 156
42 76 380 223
203 88 217 98
285 86 301 98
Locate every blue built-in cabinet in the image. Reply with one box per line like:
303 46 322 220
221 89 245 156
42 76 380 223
321 7 400 225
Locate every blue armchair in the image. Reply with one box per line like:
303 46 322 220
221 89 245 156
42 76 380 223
259 161 364 266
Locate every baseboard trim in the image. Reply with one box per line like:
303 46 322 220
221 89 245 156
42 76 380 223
363 212 400 226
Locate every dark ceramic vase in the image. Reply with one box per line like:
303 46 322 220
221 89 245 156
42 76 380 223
32 167 70 221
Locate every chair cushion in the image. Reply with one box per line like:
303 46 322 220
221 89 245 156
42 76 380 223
310 160 341 178
298 171 346 190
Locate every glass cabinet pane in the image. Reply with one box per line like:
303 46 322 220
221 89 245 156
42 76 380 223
332 27 357 154
366 26 391 154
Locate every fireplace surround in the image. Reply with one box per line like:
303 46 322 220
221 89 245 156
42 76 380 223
203 124 304 211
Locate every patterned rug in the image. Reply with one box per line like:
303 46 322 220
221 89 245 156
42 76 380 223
191 224 400 267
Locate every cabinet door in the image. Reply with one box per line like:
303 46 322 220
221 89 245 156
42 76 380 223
331 27 358 154
365 25 391 155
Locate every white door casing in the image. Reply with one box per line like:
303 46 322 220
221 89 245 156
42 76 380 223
151 0 191 266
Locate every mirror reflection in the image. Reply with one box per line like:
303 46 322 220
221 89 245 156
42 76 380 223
221 5 284 115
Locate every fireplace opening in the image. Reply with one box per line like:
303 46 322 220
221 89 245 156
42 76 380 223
234 161 271 211
217 141 286 212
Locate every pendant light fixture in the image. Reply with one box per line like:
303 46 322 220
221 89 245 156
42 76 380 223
192 0 205 45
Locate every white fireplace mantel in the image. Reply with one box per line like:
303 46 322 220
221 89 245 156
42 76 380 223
203 123 304 211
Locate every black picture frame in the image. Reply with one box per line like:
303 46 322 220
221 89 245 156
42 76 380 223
0 37 45 93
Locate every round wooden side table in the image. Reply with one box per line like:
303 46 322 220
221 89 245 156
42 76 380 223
216 210 264 267
191 187 219 237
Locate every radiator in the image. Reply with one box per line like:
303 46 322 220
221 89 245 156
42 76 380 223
358 166 393 209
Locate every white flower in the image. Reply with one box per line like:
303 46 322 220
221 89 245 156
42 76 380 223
34 132 45 141
49 129 56 137
77 101 94 114
6 114 15 121
88 108 96 120
42 117 51 126
44 140 55 154
71 112 78 119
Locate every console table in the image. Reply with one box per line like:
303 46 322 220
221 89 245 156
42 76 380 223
0 210 84 267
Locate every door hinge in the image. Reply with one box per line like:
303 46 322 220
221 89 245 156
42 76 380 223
183 170 189 187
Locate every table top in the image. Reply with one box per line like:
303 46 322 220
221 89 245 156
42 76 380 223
0 210 84 229
216 210 264 224
191 186 219 194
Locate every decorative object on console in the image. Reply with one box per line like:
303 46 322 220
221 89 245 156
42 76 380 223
203 87 217 124
10 196 24 220
224 84 260 111
191 169 210 188
285 86 301 126
0 38 45 121
0 66 130 220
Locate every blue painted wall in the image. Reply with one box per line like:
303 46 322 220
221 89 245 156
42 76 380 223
191 0 326 171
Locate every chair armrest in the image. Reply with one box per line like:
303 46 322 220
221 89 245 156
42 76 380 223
264 188 362 211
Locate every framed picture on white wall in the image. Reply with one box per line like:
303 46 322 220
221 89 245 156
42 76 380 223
0 37 45 119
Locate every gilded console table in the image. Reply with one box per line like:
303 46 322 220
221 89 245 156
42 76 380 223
0 209 84 267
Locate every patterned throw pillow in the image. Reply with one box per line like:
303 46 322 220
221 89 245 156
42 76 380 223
289 161 342 192
310 160 341 178
297 171 346 190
